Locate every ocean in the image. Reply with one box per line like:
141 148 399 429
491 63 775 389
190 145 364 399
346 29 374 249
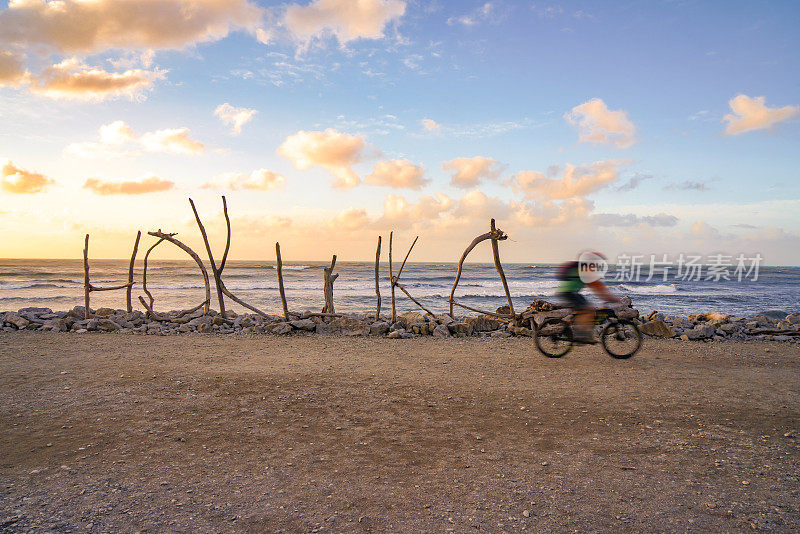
1 259 799 318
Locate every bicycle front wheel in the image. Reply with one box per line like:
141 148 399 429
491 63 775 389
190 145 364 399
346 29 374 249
535 318 574 358
601 320 642 359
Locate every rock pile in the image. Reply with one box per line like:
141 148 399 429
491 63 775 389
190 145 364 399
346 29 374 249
1 304 798 342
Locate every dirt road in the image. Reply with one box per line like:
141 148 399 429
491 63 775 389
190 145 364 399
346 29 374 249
1 332 798 532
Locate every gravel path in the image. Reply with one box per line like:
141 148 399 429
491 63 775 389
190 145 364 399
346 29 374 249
1 332 799 532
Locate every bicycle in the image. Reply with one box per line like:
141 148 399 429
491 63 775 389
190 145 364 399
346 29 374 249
533 307 642 359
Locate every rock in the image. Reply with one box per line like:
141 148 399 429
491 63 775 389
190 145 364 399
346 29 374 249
679 334 690 341
17 307 52 316
432 324 451 338
327 317 369 336
438 314 455 326
685 324 716 340
290 318 316 331
691 312 731 324
507 325 534 337
466 315 501 332
773 335 792 342
94 307 115 317
369 321 390 335
212 315 228 326
719 323 741 334
448 322 473 337
646 311 664 322
4 313 29 329
197 322 213 333
619 296 632 307
640 320 675 338
187 316 213 328
612 306 639 320
315 323 328 335
57 317 74 332
496 305 511 315
387 329 406 339
269 322 293 335
95 319 120 332
398 311 426 326
786 313 800 325
752 314 778 326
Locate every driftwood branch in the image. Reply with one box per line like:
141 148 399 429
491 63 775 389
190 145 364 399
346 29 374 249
275 242 289 320
82 232 140 318
189 197 225 314
374 235 381 321
452 300 514 319
146 230 211 316
490 218 515 319
395 282 436 317
189 196 266 317
126 231 141 313
389 231 396 323
388 234 435 320
322 255 338 314
83 234 90 318
449 231 493 317
140 236 166 313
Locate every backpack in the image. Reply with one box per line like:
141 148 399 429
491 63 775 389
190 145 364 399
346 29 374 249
556 261 579 281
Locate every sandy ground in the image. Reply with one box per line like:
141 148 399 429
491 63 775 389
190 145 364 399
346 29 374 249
1 332 799 533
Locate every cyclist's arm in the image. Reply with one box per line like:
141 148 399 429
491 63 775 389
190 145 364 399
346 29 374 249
587 280 621 304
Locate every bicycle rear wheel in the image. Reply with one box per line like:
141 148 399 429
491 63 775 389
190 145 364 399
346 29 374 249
535 318 574 358
601 319 642 359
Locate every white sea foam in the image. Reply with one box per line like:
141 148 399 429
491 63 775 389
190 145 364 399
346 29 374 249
617 283 677 294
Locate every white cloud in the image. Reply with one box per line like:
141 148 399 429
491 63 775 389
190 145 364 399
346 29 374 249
442 156 504 189
447 2 502 26
366 159 428 189
284 0 406 44
511 198 594 227
202 169 286 191
508 160 628 200
382 192 453 224
66 121 205 158
590 213 678 227
723 94 799 135
277 129 365 189
564 98 637 148
214 103 258 135
420 118 441 132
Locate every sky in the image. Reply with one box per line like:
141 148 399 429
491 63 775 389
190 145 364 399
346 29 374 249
1 0 799 264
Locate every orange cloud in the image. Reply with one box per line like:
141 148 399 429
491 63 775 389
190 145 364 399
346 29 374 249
0 50 28 87
1 160 54 194
285 0 406 44
140 128 205 155
66 121 204 158
326 207 371 231
277 129 365 189
442 156 504 189
366 159 428 189
28 57 164 101
202 169 286 191
0 0 263 54
83 175 174 195
382 192 453 223
509 160 628 200
511 198 594 227
214 103 258 135
564 98 636 148
723 94 799 135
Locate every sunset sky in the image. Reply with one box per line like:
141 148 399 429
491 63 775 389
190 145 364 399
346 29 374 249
1 0 799 264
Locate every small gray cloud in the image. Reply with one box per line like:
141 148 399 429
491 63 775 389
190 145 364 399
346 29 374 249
614 172 652 192
591 212 678 227
664 180 711 191
731 223 759 229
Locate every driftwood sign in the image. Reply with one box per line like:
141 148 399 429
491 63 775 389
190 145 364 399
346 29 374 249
82 197 517 324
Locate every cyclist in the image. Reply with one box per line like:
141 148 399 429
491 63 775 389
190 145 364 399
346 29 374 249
556 251 621 342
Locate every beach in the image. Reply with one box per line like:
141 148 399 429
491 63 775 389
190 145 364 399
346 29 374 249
2 332 798 532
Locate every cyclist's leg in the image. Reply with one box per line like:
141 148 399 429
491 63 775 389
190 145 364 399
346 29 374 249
569 293 595 341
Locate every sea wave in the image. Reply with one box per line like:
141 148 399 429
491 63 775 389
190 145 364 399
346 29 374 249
617 283 678 294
